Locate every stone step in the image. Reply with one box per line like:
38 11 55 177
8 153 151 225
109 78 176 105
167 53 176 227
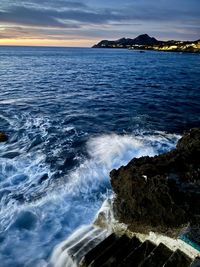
163 249 192 267
50 225 94 266
119 240 156 267
89 235 130 267
190 257 200 267
139 243 173 267
72 229 108 263
101 236 142 267
80 233 117 266
51 222 199 267
68 227 103 257
60 225 94 252
50 225 110 267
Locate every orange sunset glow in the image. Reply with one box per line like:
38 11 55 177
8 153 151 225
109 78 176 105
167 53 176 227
0 38 97 47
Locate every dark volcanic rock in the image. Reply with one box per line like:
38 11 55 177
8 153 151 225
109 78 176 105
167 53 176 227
110 128 200 234
0 132 8 142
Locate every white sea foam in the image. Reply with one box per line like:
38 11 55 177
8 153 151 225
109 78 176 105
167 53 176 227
0 97 34 105
87 134 155 168
52 133 164 200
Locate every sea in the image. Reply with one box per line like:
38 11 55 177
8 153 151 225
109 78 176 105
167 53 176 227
0 46 200 267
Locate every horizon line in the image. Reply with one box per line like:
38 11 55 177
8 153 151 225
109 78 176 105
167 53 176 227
0 34 199 48
0 44 92 48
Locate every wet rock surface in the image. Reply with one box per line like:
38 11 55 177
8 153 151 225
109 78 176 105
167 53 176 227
110 128 200 237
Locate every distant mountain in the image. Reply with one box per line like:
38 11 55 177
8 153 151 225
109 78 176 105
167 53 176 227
92 34 200 53
131 34 159 45
92 34 160 48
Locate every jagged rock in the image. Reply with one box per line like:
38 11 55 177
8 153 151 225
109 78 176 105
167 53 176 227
0 132 8 142
110 128 200 235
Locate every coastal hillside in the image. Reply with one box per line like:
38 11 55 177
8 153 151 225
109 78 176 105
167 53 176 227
93 34 160 48
93 34 200 53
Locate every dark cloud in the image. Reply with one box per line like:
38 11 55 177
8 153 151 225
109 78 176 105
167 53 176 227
1 2 199 27
0 9 64 28
0 6 124 29
0 6 85 28
0 0 199 42
0 0 87 10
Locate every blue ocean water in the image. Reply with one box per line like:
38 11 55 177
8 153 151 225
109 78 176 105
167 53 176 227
0 47 200 266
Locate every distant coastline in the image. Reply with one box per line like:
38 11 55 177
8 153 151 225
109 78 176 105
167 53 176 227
92 34 200 53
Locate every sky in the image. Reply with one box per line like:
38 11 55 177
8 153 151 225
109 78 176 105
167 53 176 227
0 0 199 47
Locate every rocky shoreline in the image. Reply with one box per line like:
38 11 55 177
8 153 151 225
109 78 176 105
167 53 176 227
110 128 200 245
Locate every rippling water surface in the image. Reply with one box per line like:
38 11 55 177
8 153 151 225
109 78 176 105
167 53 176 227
0 47 200 266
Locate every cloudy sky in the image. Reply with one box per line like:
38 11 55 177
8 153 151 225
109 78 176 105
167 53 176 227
0 0 199 46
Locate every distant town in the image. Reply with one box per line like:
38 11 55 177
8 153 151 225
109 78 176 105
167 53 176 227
93 34 200 53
